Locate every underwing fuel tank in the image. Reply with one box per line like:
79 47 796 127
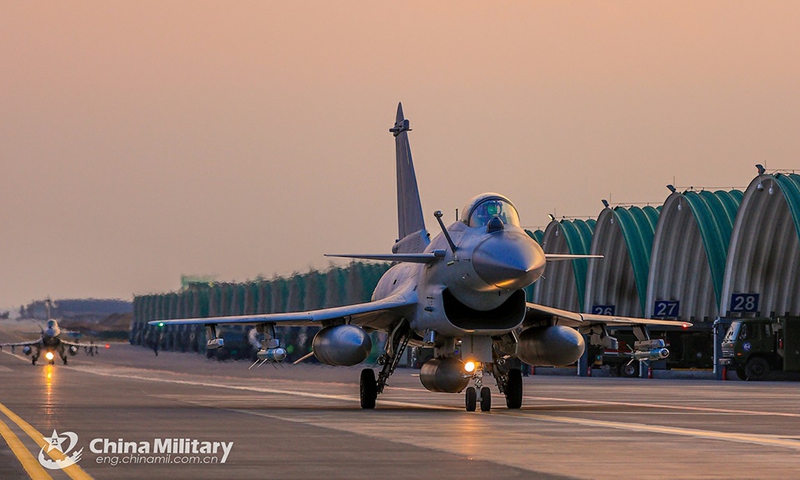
68 345 79 356
22 346 32 356
312 325 372 366
419 357 470 393
517 326 585 366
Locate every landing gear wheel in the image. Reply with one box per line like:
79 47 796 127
480 387 491 412
619 362 639 378
744 357 770 381
465 387 477 412
32 357 37 366
48 359 55 365
735 367 747 381
505 368 523 409
360 368 378 409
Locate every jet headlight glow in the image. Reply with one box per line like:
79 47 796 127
464 361 476 373
45 351 55 361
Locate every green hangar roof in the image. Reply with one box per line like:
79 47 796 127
584 206 660 316
721 173 800 317
646 190 743 321
533 219 596 312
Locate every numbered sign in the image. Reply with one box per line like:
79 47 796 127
654 300 680 318
592 305 615 316
730 293 759 313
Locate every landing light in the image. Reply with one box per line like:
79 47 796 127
464 361 476 373
45 351 55 361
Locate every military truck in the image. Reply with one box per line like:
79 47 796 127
720 317 800 380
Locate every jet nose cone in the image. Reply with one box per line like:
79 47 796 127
472 231 545 289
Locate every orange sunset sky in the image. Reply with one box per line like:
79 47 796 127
1 2 799 307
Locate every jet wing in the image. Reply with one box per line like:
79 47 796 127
0 339 43 348
61 340 105 349
148 293 418 332
324 252 443 264
545 254 603 261
524 302 692 328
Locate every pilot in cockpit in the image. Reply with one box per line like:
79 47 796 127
462 194 521 228
472 200 517 227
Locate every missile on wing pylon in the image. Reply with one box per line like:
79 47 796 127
257 347 287 362
632 348 670 361
632 339 669 361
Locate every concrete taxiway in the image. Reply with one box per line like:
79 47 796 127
1 341 799 480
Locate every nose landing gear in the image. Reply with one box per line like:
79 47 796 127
464 366 492 412
463 361 524 412
465 386 477 411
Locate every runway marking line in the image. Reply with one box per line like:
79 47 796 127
0 402 94 480
501 411 800 450
0 413 53 480
526 395 800 419
71 366 800 452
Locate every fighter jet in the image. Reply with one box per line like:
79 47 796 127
151 104 689 411
1 300 103 365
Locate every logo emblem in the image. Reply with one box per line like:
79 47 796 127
743 342 752 352
39 430 83 470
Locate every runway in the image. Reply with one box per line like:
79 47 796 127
1 343 799 479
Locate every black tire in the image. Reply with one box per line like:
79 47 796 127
62 357 67 365
32 357 37 366
480 387 491 412
744 357 770 381
735 366 747 381
360 368 378 409
619 362 639 378
505 368 523 409
465 387 477 412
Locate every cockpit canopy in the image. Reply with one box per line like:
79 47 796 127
461 193 521 228
46 320 56 329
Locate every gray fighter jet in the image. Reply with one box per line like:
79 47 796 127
1 300 104 365
151 104 689 411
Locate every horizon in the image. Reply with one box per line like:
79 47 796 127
2 2 799 306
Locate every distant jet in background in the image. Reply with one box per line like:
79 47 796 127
1 299 106 365
151 103 689 411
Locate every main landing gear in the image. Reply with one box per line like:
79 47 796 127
360 320 412 410
360 369 378 409
502 368 523 409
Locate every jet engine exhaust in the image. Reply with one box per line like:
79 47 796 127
419 357 470 393
312 325 372 366
516 325 585 366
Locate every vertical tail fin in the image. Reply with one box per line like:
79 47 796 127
390 103 429 253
